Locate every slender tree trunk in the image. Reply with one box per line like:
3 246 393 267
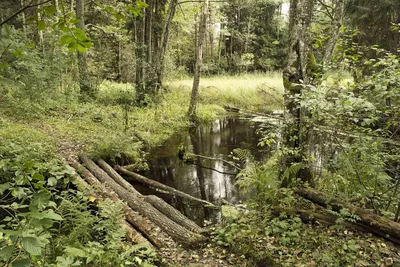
323 0 345 68
135 11 146 104
282 0 315 186
75 0 91 97
20 0 26 33
155 0 178 91
187 0 209 121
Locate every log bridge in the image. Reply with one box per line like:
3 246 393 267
69 154 212 249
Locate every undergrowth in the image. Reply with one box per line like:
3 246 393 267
213 207 399 267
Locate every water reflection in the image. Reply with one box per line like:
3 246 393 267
139 116 264 225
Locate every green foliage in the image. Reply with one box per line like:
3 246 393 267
213 207 400 266
0 141 157 266
236 154 280 203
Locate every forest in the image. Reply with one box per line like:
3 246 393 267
1 0 400 266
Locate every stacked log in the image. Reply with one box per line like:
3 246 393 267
69 159 165 248
71 169 151 246
114 165 216 208
98 160 205 233
70 155 208 249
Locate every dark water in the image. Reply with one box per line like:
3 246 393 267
137 116 265 225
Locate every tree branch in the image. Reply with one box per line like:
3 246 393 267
316 0 333 20
0 0 53 27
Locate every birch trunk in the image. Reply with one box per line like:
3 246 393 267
323 0 345 68
187 0 209 121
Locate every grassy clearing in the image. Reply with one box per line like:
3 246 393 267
166 72 284 113
0 73 281 163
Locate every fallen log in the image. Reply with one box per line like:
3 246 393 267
271 208 369 232
71 171 151 246
97 159 204 234
80 155 206 248
223 105 240 113
296 187 400 242
114 165 217 208
69 159 165 248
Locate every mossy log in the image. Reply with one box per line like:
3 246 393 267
69 159 164 248
98 160 204 234
114 165 216 208
296 187 400 243
80 155 207 248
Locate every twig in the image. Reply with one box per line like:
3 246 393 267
188 153 242 170
0 44 11 60
189 162 238 175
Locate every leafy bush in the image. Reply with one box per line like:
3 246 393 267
0 132 156 266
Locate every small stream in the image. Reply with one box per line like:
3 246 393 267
135 116 266 225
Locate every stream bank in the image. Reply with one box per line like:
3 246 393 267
130 115 267 225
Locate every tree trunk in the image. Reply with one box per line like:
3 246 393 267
282 0 315 186
296 187 400 242
75 0 92 97
322 0 345 68
114 165 216 208
135 12 146 104
69 159 165 248
98 160 205 233
187 0 209 121
79 155 207 248
155 0 178 91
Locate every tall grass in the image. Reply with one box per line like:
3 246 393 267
166 72 284 112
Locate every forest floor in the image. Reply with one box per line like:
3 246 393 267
1 73 400 266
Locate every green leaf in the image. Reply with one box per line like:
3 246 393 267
0 183 11 195
31 210 63 221
104 6 115 13
44 5 57 16
0 62 10 69
12 258 31 267
76 44 87 53
11 187 27 199
67 42 78 51
37 20 46 31
64 246 86 257
72 28 87 41
21 236 45 256
30 190 51 211
60 35 75 46
0 245 15 261
47 177 58 186
43 210 63 220
31 218 53 229
32 173 45 181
